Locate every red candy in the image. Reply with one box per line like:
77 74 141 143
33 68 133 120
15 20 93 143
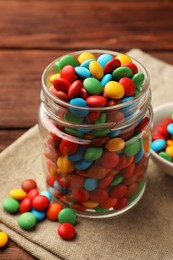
86 111 100 123
60 139 78 155
27 188 39 201
119 77 136 96
21 179 37 193
122 163 136 179
104 58 120 74
72 189 89 202
53 77 70 92
86 96 107 107
60 65 76 83
20 197 32 213
110 184 128 199
58 223 76 240
122 62 138 74
32 195 49 211
51 89 69 102
99 151 119 169
114 197 128 210
68 80 82 99
89 189 109 204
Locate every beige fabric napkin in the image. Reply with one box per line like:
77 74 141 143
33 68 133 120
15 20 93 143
1 49 173 260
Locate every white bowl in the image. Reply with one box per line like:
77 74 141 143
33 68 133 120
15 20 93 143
150 103 173 176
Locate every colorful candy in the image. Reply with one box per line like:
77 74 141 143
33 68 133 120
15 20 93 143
18 212 37 230
151 114 173 163
39 50 152 217
58 223 76 241
2 197 20 213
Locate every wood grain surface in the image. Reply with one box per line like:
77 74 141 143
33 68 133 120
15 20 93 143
0 0 173 258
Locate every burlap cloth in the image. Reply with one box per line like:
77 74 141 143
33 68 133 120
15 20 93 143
1 49 173 260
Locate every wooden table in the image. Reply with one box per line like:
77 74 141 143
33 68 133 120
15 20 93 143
0 0 173 258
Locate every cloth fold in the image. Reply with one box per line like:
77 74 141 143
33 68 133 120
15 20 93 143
1 49 173 260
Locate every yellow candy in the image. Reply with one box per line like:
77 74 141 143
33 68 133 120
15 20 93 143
9 189 27 201
105 81 125 99
78 52 96 64
89 61 104 80
167 140 173 146
105 137 125 152
82 201 99 208
116 54 132 65
0 232 8 248
49 73 60 83
57 156 75 173
165 146 173 157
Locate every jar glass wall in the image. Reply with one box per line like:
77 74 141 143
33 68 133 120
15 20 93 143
38 50 153 218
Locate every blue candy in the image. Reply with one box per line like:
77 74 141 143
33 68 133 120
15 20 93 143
75 66 91 79
67 147 85 162
151 139 166 152
134 147 144 163
97 53 113 68
84 178 98 191
69 98 89 117
109 130 122 137
80 59 93 69
167 123 173 135
40 191 52 201
31 208 46 221
100 74 113 87
75 160 93 170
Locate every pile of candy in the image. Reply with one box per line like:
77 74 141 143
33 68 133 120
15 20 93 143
151 113 173 162
40 51 152 216
2 179 77 240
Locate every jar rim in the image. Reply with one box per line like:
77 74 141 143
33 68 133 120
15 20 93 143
41 49 150 112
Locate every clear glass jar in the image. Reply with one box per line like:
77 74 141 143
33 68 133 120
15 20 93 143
38 50 153 218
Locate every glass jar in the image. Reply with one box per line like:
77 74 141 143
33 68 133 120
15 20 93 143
38 50 153 218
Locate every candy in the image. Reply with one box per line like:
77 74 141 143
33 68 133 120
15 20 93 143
27 188 39 201
20 197 32 213
119 77 136 96
32 195 49 211
18 212 37 230
86 95 107 107
115 54 132 65
58 208 77 225
75 66 91 79
89 61 104 80
31 208 46 221
97 53 113 68
69 98 89 117
57 156 75 173
167 123 173 135
58 55 78 70
104 81 125 99
105 137 125 152
68 80 82 99
53 77 70 92
2 197 20 213
151 139 166 152
84 178 98 191
60 65 76 83
9 189 27 201
124 139 141 156
83 77 103 95
58 223 76 241
0 232 8 248
21 179 37 193
131 72 144 90
112 67 133 81
46 203 63 221
104 58 120 74
78 52 96 64
84 147 103 161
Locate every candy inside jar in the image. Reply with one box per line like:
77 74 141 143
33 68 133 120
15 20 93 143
38 50 153 218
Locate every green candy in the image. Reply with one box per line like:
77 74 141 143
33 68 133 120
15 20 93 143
84 147 103 161
54 61 60 72
2 197 20 213
59 55 78 70
83 77 103 95
95 113 107 124
95 206 109 213
64 111 84 124
58 208 77 225
131 72 145 90
18 212 37 230
110 174 124 187
91 128 110 137
124 139 141 156
159 152 172 162
112 67 133 81
65 128 84 137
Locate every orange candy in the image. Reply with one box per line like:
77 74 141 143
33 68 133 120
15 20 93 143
47 203 63 221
